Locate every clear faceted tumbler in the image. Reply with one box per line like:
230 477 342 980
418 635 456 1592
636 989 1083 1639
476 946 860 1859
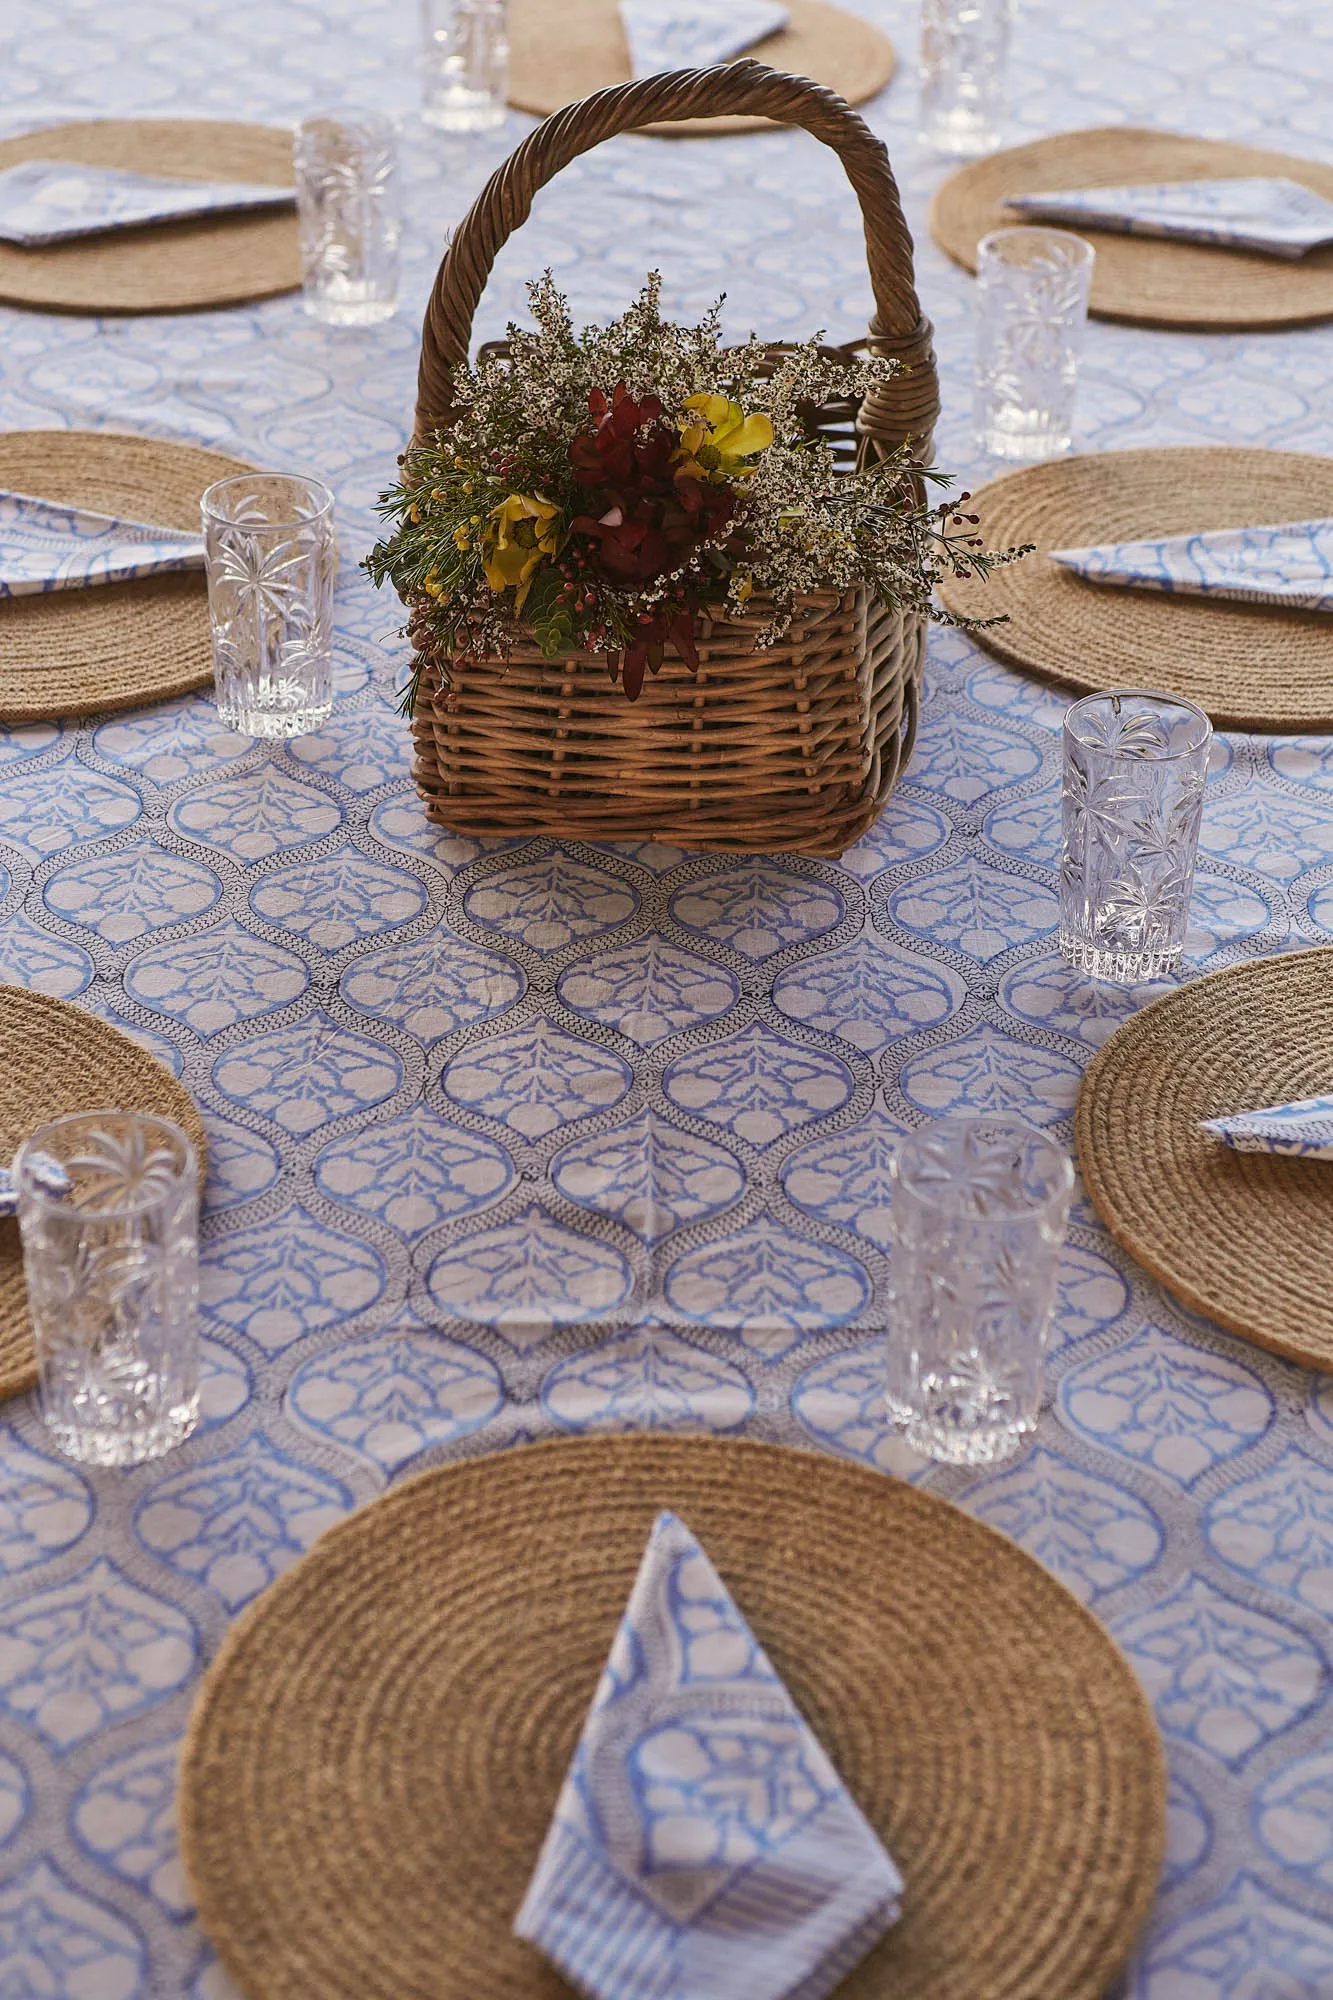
294 112 401 327
1060 688 1212 983
918 0 1013 156
202 473 335 738
974 227 1095 460
887 1114 1073 1465
420 0 509 132
15 1112 200 1466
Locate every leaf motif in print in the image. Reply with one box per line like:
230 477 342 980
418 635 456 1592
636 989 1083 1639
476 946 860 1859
441 1017 631 1138
664 1217 869 1355
426 1204 631 1347
200 1205 386 1350
285 1324 503 1475
315 1107 513 1237
44 841 221 942
772 934 964 1052
983 784 1063 867
71 1738 191 1917
542 1325 753 1434
791 1340 899 1472
780 1114 904 1245
340 933 522 1040
1114 1574 1323 1765
961 1448 1162 1603
0 764 141 857
898 1026 1081 1123
557 939 737 1046
662 1023 853 1146
125 922 308 1034
1255 1750 1333 1889
0 1558 194 1747
551 1112 743 1240
0 1425 91 1578
905 710 1042 804
464 854 638 953
168 768 343 861
669 861 843 959
212 1011 402 1135
0 912 93 999
1059 1324 1273 1486
1136 1873 1333 2000
94 695 251 783
839 799 949 880
1204 1447 1333 1613
889 858 1057 960
250 850 425 950
0 1860 144 2000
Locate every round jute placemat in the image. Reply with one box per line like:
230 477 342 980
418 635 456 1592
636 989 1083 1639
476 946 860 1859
0 428 256 723
507 0 897 134
0 119 298 315
1078 947 1333 1371
930 127 1333 329
180 1433 1165 2000
938 447 1333 732
0 987 206 1403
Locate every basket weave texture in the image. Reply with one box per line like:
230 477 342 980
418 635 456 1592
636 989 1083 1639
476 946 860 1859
406 63 940 857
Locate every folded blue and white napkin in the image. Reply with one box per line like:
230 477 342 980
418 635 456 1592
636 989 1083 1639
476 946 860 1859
1004 178 1333 259
515 1510 903 2000
1048 520 1333 613
0 490 206 598
619 0 789 79
1203 1096 1333 1158
0 159 295 248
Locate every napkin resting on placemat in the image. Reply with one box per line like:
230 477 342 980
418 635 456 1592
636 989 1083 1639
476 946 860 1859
1203 1096 1333 1157
0 491 206 597
515 1510 903 2000
620 0 789 79
1048 520 1333 613
0 160 295 248
1004 178 1333 259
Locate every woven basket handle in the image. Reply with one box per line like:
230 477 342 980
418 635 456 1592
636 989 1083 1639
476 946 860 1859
415 60 939 456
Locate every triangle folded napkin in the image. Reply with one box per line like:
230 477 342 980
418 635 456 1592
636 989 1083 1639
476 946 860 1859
0 159 295 248
1047 520 1333 614
515 1510 903 2000
1202 1096 1333 1158
619 0 790 79
0 490 206 598
1003 177 1333 258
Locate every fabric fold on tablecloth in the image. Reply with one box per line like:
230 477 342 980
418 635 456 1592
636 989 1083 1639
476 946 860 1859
1003 177 1333 258
0 489 206 597
0 158 294 247
619 0 789 78
1047 519 1333 612
1202 1095 1333 1157
515 1509 903 2000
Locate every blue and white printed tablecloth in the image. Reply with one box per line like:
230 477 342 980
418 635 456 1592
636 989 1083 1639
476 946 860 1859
1 3 1332 1996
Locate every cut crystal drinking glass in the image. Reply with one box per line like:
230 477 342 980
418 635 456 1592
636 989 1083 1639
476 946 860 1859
15 1112 200 1466
974 226 1095 460
886 1114 1073 1465
294 112 401 327
202 473 336 738
1060 688 1212 983
420 0 509 132
918 0 1013 156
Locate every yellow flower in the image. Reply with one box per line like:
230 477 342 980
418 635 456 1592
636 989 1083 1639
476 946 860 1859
676 393 774 482
481 494 564 612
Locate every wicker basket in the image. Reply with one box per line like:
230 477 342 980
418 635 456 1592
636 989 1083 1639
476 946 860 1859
408 60 940 857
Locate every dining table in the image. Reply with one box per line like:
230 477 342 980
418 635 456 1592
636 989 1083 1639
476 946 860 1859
0 0 1331 1993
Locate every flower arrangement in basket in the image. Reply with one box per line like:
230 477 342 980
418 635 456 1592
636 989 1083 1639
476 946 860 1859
369 62 1020 856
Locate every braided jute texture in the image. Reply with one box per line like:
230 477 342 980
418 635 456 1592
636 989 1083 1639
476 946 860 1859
409 62 938 854
507 0 897 136
0 120 298 315
938 447 1333 732
0 429 256 723
0 988 207 1403
1078 947 1333 1372
930 127 1333 331
180 1434 1165 2000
